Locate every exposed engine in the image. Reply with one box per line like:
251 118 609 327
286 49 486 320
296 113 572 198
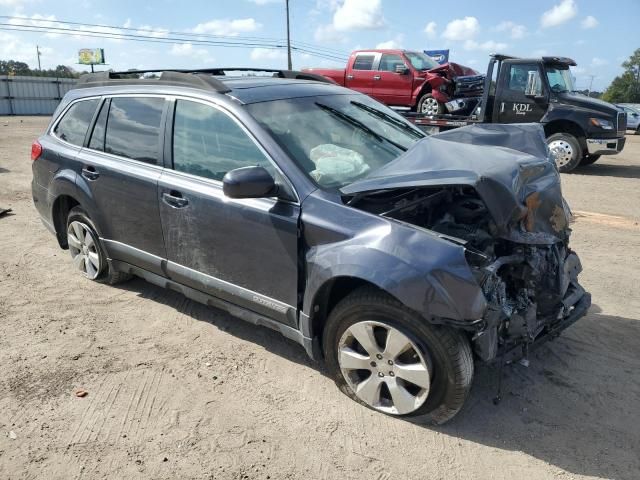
349 185 585 361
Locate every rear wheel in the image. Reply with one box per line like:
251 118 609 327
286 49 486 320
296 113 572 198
323 287 474 424
66 206 132 285
547 132 582 173
417 93 444 115
579 154 600 166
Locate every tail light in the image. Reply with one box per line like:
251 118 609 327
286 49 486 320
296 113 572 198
31 140 42 161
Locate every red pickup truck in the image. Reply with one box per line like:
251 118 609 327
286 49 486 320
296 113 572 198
303 49 480 114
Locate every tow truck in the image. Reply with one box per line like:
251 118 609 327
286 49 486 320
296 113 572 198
400 54 627 172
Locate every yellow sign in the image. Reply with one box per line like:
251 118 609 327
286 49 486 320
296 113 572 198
78 48 105 65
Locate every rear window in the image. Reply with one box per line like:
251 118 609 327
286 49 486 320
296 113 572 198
53 99 99 146
353 54 375 71
104 97 165 164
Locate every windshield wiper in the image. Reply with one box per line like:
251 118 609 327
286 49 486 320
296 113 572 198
350 101 424 139
315 102 407 152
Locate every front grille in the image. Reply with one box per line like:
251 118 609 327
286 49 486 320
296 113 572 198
618 111 627 133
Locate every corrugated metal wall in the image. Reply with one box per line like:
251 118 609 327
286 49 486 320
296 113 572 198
0 75 77 115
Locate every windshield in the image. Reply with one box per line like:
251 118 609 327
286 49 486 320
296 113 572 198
245 94 425 189
405 51 439 71
546 67 575 93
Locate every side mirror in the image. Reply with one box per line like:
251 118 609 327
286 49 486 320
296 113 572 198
395 64 410 75
524 70 542 97
633 113 639 118
222 166 277 199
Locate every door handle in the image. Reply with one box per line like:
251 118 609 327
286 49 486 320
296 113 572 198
373 75 381 80
346 74 354 80
162 190 189 208
81 165 99 181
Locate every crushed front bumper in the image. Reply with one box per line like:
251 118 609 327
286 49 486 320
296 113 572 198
472 248 591 362
586 136 626 155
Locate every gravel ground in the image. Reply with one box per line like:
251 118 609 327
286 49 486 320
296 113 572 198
1 116 639 480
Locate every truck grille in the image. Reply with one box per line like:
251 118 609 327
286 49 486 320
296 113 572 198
618 111 627 133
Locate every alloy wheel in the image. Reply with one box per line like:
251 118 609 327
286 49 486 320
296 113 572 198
420 97 440 115
67 221 101 279
548 139 574 168
338 321 431 415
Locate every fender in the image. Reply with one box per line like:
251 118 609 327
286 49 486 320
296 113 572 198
49 169 102 236
411 73 450 106
300 194 487 330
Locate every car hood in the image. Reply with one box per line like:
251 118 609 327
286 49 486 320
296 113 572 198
426 62 479 77
556 92 618 116
341 123 570 244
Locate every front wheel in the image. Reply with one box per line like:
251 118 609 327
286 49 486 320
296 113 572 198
547 132 582 173
323 288 474 424
417 93 444 115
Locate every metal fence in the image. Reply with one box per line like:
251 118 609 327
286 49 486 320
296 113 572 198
0 75 77 115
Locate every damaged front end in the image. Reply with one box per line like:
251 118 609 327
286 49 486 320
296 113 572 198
342 123 591 362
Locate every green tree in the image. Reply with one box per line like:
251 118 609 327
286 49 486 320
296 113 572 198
602 48 640 103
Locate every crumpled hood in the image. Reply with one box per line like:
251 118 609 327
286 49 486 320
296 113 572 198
342 123 570 244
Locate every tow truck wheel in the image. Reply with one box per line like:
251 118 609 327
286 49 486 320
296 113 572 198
547 133 582 173
323 287 474 425
580 154 600 166
417 93 444 115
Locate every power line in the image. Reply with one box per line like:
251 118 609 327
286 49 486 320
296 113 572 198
0 15 349 58
0 23 348 63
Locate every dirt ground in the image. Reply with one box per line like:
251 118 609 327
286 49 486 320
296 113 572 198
0 116 639 480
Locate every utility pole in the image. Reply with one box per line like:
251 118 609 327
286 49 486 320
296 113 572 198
285 0 292 70
587 74 595 96
36 45 42 70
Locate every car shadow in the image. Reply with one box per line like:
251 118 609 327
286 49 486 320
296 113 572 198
115 279 640 479
574 162 640 179
0 167 10 173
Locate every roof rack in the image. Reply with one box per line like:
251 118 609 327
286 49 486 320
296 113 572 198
76 70 232 93
75 67 334 92
185 67 335 84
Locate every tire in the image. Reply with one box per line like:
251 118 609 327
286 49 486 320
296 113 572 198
579 154 600 166
547 132 582 173
416 93 445 115
323 287 474 425
66 206 132 285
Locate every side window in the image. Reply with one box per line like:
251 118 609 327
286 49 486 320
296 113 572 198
378 54 405 72
172 100 272 182
508 64 540 93
353 54 375 71
105 97 165 164
88 99 109 151
53 99 99 146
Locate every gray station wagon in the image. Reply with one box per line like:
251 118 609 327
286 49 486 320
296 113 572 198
31 68 590 423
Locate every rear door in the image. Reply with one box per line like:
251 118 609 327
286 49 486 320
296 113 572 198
344 53 377 94
370 53 413 105
494 61 548 123
76 95 168 275
158 97 300 326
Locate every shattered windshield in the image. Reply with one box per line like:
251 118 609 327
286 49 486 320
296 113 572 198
546 67 575 93
246 94 424 189
405 51 439 71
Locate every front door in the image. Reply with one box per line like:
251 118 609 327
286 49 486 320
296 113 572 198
158 98 300 326
494 62 548 123
76 95 168 275
370 53 413 106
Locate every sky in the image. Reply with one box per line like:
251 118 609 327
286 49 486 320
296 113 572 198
0 0 638 91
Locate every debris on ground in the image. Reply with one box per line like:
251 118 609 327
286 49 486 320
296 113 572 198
74 389 88 398
8 431 17 440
